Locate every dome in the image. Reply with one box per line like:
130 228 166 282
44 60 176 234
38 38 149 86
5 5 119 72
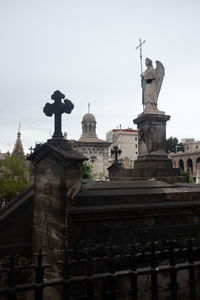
82 113 96 123
80 112 97 139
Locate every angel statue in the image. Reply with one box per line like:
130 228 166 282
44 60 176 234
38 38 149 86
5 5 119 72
141 58 165 112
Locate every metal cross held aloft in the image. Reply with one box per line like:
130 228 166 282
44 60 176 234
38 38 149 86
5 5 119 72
43 90 74 140
111 145 121 162
136 38 146 73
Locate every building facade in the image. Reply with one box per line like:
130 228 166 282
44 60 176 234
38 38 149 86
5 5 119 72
181 138 200 153
169 138 200 183
71 112 111 177
106 128 138 168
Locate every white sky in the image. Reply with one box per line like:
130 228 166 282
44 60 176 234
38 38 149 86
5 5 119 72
0 0 200 153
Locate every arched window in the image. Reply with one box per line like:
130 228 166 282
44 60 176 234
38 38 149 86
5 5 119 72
179 159 184 171
187 158 193 173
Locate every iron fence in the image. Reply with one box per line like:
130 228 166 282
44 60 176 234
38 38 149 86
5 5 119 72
0 239 200 299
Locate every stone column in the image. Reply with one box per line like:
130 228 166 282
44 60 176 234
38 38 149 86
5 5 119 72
28 139 86 299
196 163 200 183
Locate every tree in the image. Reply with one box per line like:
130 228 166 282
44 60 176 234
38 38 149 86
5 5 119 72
166 137 183 153
82 162 93 179
0 154 31 206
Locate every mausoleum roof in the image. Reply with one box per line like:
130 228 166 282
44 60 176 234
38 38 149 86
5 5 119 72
82 113 96 123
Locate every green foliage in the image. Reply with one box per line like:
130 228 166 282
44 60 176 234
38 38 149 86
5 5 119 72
166 137 183 153
82 162 93 179
180 169 194 183
180 169 189 179
82 163 106 181
189 177 194 184
0 154 30 206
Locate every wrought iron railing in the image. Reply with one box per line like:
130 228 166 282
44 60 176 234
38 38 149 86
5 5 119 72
0 239 200 299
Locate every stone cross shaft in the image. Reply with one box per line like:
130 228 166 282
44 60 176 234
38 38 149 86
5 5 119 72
43 90 74 139
111 145 121 162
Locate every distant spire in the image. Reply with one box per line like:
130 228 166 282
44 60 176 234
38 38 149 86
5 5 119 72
17 123 21 138
88 102 90 113
12 124 25 156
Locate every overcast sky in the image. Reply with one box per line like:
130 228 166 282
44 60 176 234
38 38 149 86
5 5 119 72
0 0 200 153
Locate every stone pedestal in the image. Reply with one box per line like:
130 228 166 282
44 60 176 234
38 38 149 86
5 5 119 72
133 113 173 170
28 138 86 299
29 139 86 253
108 112 186 182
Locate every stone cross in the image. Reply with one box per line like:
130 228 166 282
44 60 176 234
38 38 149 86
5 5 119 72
43 90 74 139
29 146 34 154
111 145 121 162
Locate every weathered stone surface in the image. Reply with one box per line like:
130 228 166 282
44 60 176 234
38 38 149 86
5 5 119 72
133 113 170 158
28 139 86 270
108 160 184 183
70 180 200 249
108 112 184 183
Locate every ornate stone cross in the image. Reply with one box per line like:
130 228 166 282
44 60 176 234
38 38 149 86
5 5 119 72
43 90 74 139
111 145 121 162
29 146 34 154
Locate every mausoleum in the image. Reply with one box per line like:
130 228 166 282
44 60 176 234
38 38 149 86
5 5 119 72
71 111 110 177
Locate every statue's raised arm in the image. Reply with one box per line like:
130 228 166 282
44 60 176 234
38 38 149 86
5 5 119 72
141 58 165 113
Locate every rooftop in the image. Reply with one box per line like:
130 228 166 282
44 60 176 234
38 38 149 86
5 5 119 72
113 128 138 133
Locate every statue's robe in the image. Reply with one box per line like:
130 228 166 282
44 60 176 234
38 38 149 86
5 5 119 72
142 66 157 110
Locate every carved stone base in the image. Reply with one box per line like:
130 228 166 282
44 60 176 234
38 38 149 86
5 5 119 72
133 113 171 170
133 113 170 158
108 112 186 183
108 164 182 183
134 156 173 169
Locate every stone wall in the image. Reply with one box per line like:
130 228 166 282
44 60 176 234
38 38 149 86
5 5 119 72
70 181 200 250
72 142 110 177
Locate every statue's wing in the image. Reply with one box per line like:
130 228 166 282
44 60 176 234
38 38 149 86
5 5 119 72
155 60 165 98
